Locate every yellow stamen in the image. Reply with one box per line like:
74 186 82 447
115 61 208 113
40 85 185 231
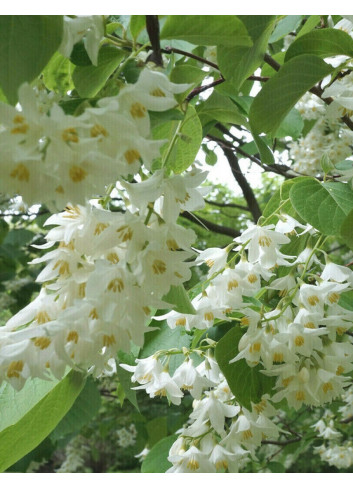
130 102 147 118
175 317 186 326
150 88 166 97
227 280 239 291
90 124 108 138
204 311 214 321
7 360 24 378
295 336 304 347
62 127 79 143
94 223 108 235
103 334 116 347
322 382 333 394
258 236 272 247
66 331 79 344
247 274 257 284
124 149 141 164
273 352 284 363
10 163 30 182
307 295 319 306
35 311 51 324
69 165 87 183
107 252 119 264
33 337 51 350
295 390 305 401
107 278 124 293
152 259 167 275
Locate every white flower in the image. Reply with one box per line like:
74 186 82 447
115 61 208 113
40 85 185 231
59 16 105 65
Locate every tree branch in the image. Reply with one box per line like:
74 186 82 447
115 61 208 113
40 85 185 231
204 199 249 212
186 77 225 102
180 211 240 238
145 16 163 66
221 145 262 222
262 436 301 446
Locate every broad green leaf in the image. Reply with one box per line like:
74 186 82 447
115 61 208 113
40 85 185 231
170 65 205 86
117 351 140 411
0 16 63 104
338 290 353 311
162 285 196 314
275 108 304 140
69 40 92 66
218 16 276 90
160 15 252 47
3 229 35 248
73 45 125 98
290 178 353 235
0 370 85 472
0 375 61 432
296 15 321 38
42 52 75 95
251 131 274 165
285 28 353 62
340 209 353 250
153 105 202 174
141 320 190 374
50 377 101 441
262 177 307 225
146 416 168 447
129 15 146 40
269 15 302 42
197 91 248 127
215 326 275 410
141 434 178 473
249 54 333 136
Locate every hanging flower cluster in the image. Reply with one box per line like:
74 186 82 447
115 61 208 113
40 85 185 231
0 65 210 390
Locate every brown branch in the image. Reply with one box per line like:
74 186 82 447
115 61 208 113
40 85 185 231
262 436 301 446
221 145 262 222
204 199 249 211
186 77 225 102
163 46 219 70
180 211 240 238
145 16 163 66
341 415 353 424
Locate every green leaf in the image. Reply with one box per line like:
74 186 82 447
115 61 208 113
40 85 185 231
218 16 276 90
117 351 140 411
289 178 353 235
215 326 275 410
340 209 353 250
50 377 101 441
275 108 304 140
146 416 168 447
162 285 196 314
0 375 60 433
0 16 63 104
296 15 321 38
129 15 146 41
160 15 252 47
338 290 353 311
141 320 190 374
285 28 353 62
269 15 302 42
320 153 335 174
251 131 274 165
69 40 92 66
262 177 307 225
0 370 85 472
197 91 248 127
153 105 202 174
141 434 178 473
170 65 205 86
249 54 333 136
42 52 75 95
72 45 125 98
